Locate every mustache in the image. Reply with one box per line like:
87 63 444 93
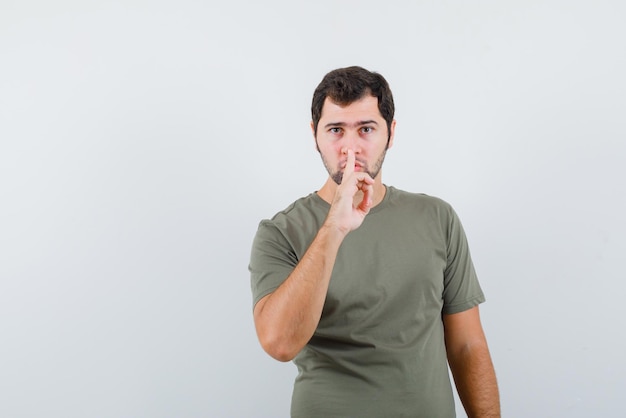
339 158 367 169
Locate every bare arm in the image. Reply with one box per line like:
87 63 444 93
253 150 374 362
444 306 500 418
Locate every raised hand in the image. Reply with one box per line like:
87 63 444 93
324 149 375 236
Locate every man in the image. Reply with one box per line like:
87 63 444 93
249 66 500 417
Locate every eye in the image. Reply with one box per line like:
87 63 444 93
329 127 342 134
361 126 373 134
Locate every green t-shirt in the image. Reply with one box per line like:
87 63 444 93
249 186 485 417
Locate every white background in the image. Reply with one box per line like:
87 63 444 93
1 1 625 417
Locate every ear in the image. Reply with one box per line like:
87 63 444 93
311 121 320 152
387 119 397 150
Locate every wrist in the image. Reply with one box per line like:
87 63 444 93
319 221 350 241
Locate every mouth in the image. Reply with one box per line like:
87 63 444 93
340 160 365 170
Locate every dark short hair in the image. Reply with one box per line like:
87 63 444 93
311 66 395 139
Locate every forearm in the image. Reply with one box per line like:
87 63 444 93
254 224 345 361
447 341 500 418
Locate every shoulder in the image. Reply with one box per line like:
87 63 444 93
385 186 456 216
254 193 328 248
381 187 466 239
261 193 325 227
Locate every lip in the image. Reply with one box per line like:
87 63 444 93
340 160 364 169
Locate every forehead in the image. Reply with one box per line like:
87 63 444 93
320 95 382 122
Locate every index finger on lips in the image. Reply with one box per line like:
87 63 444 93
343 149 355 181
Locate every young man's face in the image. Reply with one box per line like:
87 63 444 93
313 95 395 185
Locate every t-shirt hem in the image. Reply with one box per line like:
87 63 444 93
442 294 486 315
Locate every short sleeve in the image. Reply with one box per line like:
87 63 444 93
441 206 485 315
248 220 298 309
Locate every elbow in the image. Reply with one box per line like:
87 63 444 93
266 347 298 363
258 331 300 362
446 339 487 363
253 297 304 362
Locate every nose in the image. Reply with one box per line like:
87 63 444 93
340 133 361 155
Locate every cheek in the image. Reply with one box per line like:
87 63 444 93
320 142 343 155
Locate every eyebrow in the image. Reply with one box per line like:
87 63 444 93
324 120 379 129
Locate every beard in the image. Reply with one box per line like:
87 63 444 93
321 148 388 185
